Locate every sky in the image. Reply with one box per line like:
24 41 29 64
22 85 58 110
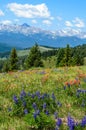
0 0 86 32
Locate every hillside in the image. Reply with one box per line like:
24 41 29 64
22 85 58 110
0 66 86 129
0 45 56 58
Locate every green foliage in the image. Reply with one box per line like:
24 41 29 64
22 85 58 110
56 48 65 67
2 60 10 72
10 91 59 129
43 56 57 68
25 44 43 68
24 112 55 130
63 44 71 66
9 48 18 70
56 44 84 67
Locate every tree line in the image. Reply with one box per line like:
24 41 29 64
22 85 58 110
0 43 86 72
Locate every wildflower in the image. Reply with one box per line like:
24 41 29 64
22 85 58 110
13 95 18 104
41 94 45 99
54 112 58 119
20 90 26 97
31 94 35 98
52 93 55 100
35 91 40 97
43 103 47 109
36 109 40 115
45 110 49 115
67 115 75 130
24 109 28 114
63 86 66 90
33 112 37 119
55 127 58 130
68 83 70 87
35 91 40 99
81 116 86 127
23 101 26 107
32 102 37 110
56 118 62 127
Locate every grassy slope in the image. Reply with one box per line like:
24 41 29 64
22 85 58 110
17 46 54 57
0 66 86 129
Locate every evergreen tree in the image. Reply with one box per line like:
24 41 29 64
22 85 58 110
9 48 18 70
26 44 43 68
63 44 71 66
74 53 84 65
56 48 65 67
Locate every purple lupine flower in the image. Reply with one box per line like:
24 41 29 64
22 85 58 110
35 91 40 97
41 94 45 99
24 109 28 114
23 101 26 107
68 83 70 87
56 118 62 127
32 102 37 110
54 112 58 119
36 109 40 115
52 93 55 100
81 101 85 107
55 127 58 130
31 94 35 98
13 95 18 104
43 103 47 109
45 110 49 115
63 86 66 90
81 116 86 127
77 89 81 93
67 115 75 130
33 112 37 119
43 93 48 98
20 90 26 97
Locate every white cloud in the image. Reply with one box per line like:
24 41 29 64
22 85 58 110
7 3 50 18
0 20 12 25
73 17 85 28
42 20 52 26
0 9 4 16
57 16 62 21
32 19 37 24
65 17 85 28
65 21 73 27
50 17 54 20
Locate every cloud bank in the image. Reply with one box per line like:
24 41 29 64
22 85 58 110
7 3 50 18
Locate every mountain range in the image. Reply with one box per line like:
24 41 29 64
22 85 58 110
0 23 86 52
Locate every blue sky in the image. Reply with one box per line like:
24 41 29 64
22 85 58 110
0 0 86 31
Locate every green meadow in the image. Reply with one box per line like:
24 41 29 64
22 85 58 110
0 66 86 130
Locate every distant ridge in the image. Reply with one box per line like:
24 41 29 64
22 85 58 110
0 23 86 50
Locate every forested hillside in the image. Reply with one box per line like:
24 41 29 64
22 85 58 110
0 44 86 72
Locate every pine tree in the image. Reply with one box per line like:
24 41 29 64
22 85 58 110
63 44 71 66
26 44 43 68
56 48 65 67
9 48 18 70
